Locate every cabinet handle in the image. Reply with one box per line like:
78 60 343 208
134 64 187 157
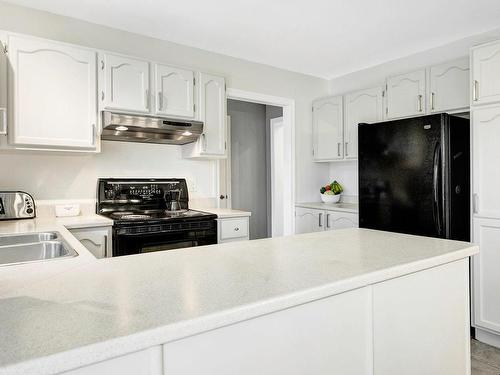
234 227 240 232
326 213 330 228
92 124 96 145
319 213 323 227
202 133 207 151
104 234 108 257
158 92 163 111
473 80 479 102
101 91 105 101
473 194 479 214
337 143 341 157
345 142 348 157
417 95 423 112
100 60 104 70
431 92 435 111
0 107 6 135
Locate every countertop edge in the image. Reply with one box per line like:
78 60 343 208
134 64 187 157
0 243 477 375
295 202 359 213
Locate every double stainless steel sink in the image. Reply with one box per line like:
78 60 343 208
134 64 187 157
0 231 78 266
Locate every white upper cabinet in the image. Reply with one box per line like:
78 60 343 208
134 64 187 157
312 96 343 161
472 106 500 218
0 34 6 135
154 64 195 118
100 53 150 113
198 72 226 156
471 40 500 106
344 87 383 160
386 69 426 119
429 58 469 113
8 35 98 150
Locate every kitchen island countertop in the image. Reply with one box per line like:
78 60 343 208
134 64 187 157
0 228 477 375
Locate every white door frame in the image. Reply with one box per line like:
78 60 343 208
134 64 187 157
224 88 296 236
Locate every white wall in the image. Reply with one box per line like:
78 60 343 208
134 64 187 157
328 26 500 198
0 1 329 202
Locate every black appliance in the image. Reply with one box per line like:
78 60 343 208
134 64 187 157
358 113 470 241
97 178 217 257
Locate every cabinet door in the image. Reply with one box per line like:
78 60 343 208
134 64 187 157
429 58 469 113
101 53 150 113
386 70 426 119
70 227 111 258
472 41 500 105
472 106 500 218
295 207 324 234
8 35 97 149
0 35 6 135
198 73 226 156
164 287 372 375
374 260 470 375
324 211 359 231
344 87 383 160
312 96 343 161
154 64 194 118
472 217 500 334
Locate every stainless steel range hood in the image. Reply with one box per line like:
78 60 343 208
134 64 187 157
101 111 203 145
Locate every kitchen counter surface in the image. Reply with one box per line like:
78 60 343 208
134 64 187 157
295 202 359 213
0 215 113 297
0 228 477 375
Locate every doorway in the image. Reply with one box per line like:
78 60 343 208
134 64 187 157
219 89 295 238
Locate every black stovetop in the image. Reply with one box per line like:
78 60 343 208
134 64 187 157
100 208 217 226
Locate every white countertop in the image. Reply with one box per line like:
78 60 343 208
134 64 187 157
295 202 359 213
0 228 477 375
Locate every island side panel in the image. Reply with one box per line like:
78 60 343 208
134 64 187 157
373 258 470 375
163 287 373 375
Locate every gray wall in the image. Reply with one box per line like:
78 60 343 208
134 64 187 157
228 100 268 240
0 1 329 202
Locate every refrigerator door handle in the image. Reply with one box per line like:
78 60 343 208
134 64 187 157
432 142 442 237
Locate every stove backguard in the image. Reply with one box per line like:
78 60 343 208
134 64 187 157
97 178 189 214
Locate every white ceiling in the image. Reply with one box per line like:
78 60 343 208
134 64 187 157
5 0 500 79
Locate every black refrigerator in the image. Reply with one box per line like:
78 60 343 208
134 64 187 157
358 113 470 241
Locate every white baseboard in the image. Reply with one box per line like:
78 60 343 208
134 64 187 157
476 328 500 349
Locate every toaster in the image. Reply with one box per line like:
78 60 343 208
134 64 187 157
0 191 36 220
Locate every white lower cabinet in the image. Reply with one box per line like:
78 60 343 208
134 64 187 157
472 217 500 334
217 217 250 243
163 287 373 375
295 206 358 234
70 226 112 258
373 259 470 375
61 346 162 375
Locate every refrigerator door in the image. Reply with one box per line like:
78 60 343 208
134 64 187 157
359 115 445 238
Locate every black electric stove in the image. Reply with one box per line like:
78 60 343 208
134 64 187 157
97 178 217 257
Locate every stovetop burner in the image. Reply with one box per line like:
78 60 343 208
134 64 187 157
120 214 152 220
105 209 215 223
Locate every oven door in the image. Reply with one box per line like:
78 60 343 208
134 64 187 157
112 221 217 257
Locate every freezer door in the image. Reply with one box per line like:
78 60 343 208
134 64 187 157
359 115 444 238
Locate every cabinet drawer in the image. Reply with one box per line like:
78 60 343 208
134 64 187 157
219 218 249 240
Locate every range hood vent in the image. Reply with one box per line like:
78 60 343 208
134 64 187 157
101 111 203 145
